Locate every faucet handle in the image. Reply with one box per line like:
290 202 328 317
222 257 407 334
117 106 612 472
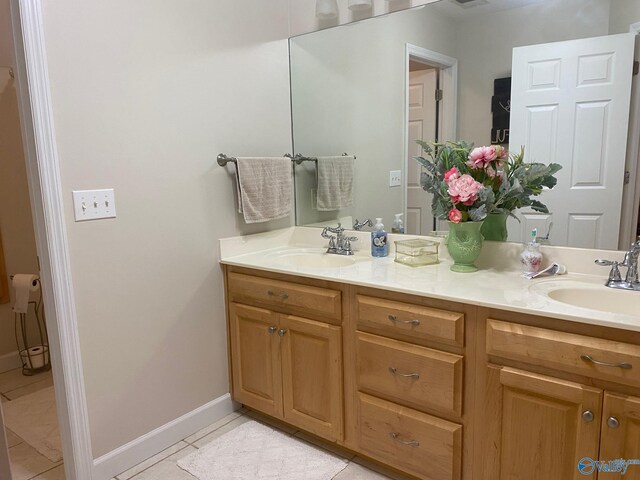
595 259 622 282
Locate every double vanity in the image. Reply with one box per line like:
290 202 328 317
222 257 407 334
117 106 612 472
220 227 640 480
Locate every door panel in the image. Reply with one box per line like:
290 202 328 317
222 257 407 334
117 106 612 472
407 68 438 235
599 392 640 479
280 315 343 441
228 303 283 417
510 34 635 248
498 367 602 480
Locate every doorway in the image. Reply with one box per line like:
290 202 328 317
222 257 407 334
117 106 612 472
403 45 458 235
0 63 64 478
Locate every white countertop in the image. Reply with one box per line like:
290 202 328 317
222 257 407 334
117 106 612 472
219 227 640 332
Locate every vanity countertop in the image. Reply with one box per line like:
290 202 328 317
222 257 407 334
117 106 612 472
220 227 640 332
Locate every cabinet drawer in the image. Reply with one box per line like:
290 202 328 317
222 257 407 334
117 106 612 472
228 273 341 323
487 319 640 386
356 295 464 347
357 332 463 416
358 393 462 480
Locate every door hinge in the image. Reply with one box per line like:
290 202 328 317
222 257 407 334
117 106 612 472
435 89 443 102
634 61 639 76
624 170 631 185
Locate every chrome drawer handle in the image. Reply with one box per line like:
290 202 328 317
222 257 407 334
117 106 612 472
580 354 632 370
267 290 289 300
388 367 420 379
387 315 420 326
277 328 287 337
607 416 620 429
389 432 420 447
267 325 278 334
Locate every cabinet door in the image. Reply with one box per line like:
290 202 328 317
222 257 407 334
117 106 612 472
279 315 343 441
229 303 283 417
497 367 602 480
599 392 640 479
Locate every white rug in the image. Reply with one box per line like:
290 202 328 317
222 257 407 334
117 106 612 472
3 386 62 462
178 420 348 480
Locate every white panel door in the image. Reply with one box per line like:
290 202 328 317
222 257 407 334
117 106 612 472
406 68 437 235
509 33 635 249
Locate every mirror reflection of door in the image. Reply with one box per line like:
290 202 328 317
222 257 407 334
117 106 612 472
508 34 635 249
406 62 439 235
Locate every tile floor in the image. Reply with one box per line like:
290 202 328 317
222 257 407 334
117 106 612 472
0 367 61 480
112 409 410 480
2 367 407 480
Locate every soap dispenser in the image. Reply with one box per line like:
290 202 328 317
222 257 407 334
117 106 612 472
392 213 404 234
521 228 543 275
371 218 388 257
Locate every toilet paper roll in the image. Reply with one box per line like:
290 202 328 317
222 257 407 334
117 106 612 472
11 274 39 314
27 346 45 369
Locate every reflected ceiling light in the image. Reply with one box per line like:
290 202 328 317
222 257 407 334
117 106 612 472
348 0 372 11
316 0 339 18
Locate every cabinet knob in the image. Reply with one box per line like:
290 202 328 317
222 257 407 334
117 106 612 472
581 410 594 423
607 416 620 429
267 325 277 334
277 329 287 337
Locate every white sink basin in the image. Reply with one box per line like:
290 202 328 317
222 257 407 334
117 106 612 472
265 248 365 269
531 280 640 316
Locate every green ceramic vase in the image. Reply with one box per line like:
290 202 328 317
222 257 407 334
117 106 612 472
446 220 484 272
480 212 509 242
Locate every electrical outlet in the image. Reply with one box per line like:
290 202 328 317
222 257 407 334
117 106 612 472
389 170 401 187
72 189 117 222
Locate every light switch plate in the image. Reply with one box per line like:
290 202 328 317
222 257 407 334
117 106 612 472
389 170 401 187
72 189 116 222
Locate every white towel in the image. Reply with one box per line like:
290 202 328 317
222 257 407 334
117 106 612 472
316 156 354 211
235 157 292 223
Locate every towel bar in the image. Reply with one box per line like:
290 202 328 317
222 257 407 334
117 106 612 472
217 152 356 167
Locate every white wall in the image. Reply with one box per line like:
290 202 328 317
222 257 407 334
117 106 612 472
609 0 640 34
41 0 292 458
0 0 13 67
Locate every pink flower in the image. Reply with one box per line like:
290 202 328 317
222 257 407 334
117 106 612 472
444 167 460 183
448 174 483 206
467 146 498 169
448 208 462 223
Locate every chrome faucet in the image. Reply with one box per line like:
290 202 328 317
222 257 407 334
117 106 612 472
353 218 373 231
595 236 640 291
321 223 358 256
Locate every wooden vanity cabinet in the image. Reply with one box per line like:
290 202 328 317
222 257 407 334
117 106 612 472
478 310 640 480
227 268 344 442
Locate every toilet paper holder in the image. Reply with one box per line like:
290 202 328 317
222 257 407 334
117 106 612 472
9 274 50 375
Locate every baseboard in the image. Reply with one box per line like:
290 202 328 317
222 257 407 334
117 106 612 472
92 393 238 480
0 351 22 373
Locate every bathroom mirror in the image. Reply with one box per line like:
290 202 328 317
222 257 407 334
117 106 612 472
290 0 640 250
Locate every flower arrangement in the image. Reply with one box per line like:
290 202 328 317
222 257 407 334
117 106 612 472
415 140 562 223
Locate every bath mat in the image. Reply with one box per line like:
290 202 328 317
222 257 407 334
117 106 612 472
3 386 62 462
178 420 348 480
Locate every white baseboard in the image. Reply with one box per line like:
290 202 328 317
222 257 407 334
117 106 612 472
0 351 22 373
92 393 238 480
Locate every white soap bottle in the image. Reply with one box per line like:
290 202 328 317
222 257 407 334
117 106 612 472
371 218 388 257
521 228 543 275
392 213 404 234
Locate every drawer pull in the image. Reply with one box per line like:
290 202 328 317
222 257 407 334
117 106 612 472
387 315 420 326
277 328 287 337
580 354 632 370
607 416 620 429
388 367 420 379
582 410 594 423
389 431 420 447
267 290 289 300
267 325 277 334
